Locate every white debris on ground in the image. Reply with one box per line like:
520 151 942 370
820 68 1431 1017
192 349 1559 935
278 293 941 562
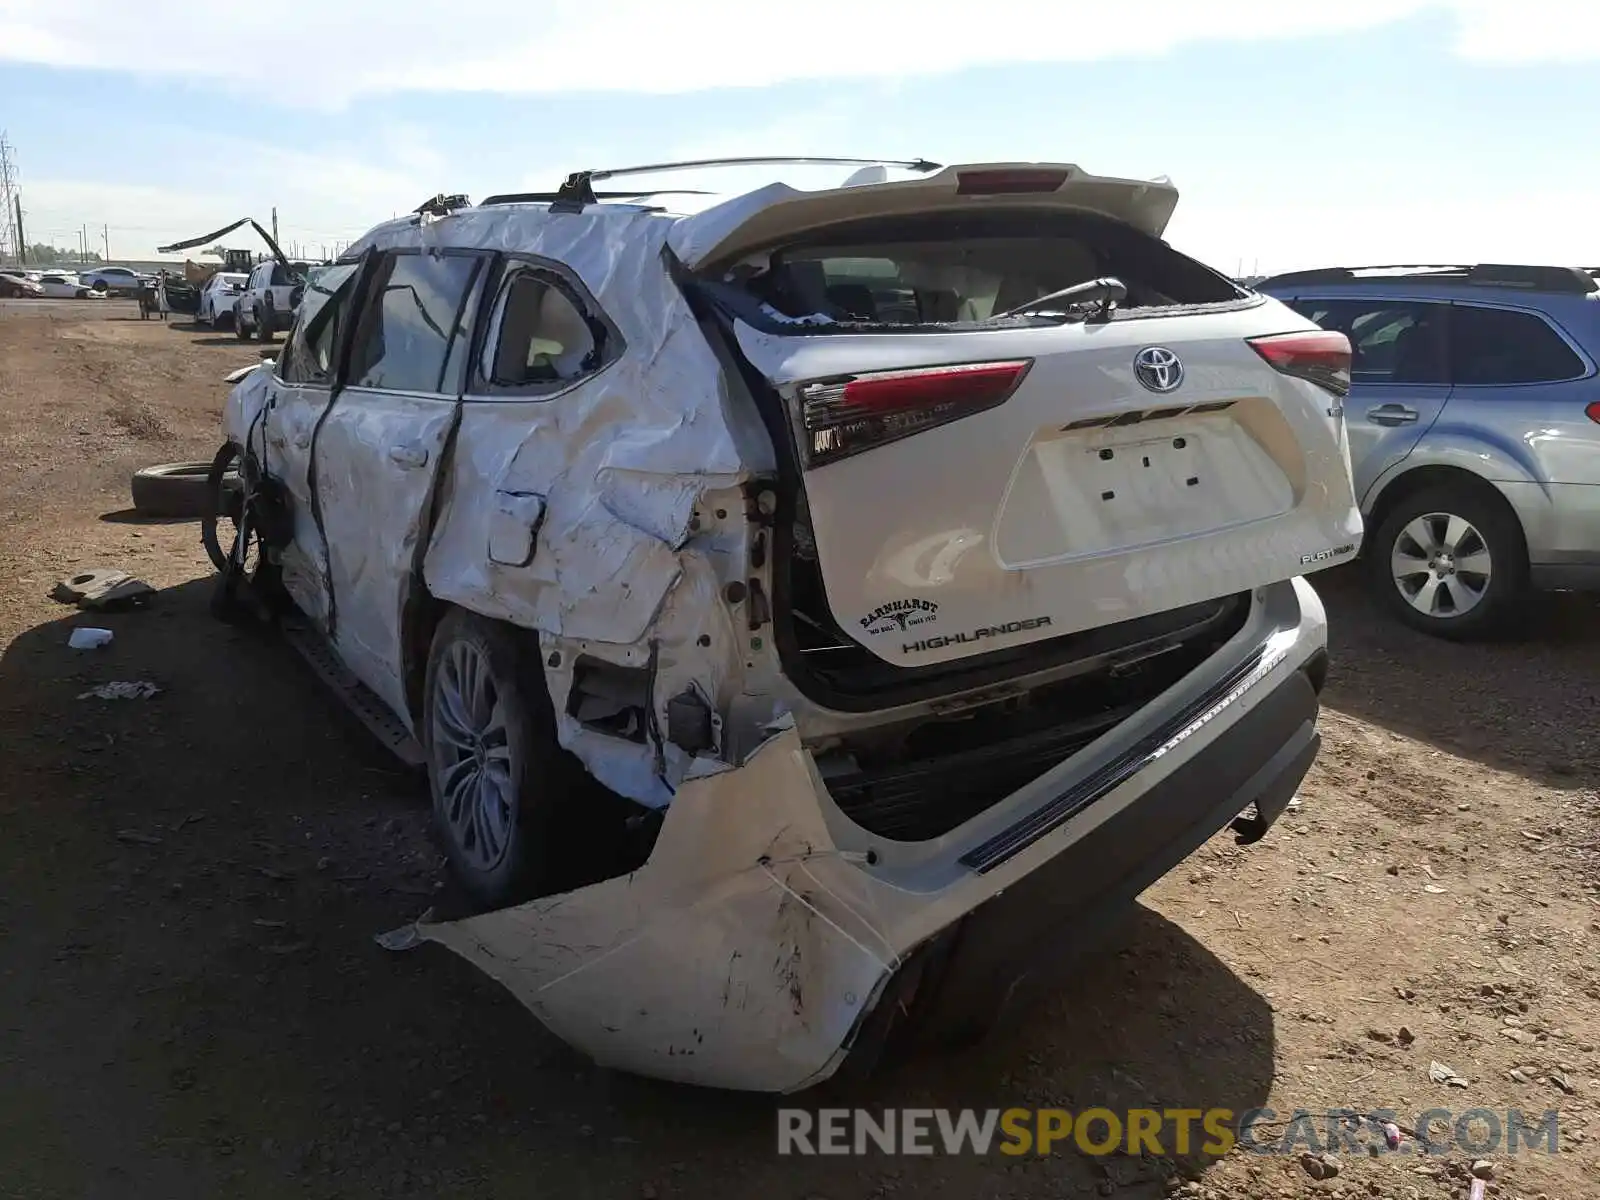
77 681 161 700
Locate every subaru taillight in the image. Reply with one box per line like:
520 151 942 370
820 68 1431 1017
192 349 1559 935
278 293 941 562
796 360 1031 468
1586 400 1600 424
1247 330 1352 397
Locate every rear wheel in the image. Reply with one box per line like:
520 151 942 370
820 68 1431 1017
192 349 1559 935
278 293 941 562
234 305 250 341
257 300 276 343
423 610 579 909
1369 483 1528 640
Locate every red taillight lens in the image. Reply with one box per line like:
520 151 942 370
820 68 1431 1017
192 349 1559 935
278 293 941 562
956 169 1070 195
797 360 1031 468
1247 330 1352 398
1586 400 1600 424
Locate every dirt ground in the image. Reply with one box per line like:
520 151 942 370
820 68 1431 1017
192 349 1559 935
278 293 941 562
1 302 1597 1200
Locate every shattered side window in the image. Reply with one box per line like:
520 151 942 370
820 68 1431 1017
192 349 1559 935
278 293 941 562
278 263 359 386
346 253 481 394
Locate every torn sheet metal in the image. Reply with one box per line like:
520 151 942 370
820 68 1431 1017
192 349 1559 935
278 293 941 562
371 202 774 806
415 724 926 1092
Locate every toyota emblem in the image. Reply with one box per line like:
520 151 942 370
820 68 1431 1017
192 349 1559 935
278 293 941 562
1133 346 1184 394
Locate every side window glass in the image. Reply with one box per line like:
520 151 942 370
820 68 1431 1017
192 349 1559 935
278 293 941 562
1291 299 1448 385
1450 306 1585 386
486 272 603 388
347 253 481 393
278 263 360 386
271 263 291 287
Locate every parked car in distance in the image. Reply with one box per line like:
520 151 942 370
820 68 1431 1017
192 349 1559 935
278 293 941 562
0 272 45 298
1257 263 1600 639
212 159 1360 1092
34 272 105 299
235 259 306 343
197 272 248 327
80 266 149 296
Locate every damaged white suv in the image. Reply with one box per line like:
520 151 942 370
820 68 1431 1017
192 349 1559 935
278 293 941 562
209 158 1360 1093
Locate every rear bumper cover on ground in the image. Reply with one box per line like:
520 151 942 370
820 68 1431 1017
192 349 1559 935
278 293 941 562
410 589 1327 1093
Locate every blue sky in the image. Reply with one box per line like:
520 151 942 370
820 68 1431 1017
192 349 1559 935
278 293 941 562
1 1 1596 271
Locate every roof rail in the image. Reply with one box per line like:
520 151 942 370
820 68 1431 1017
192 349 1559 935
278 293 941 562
478 188 715 207
549 156 942 213
1257 262 1598 294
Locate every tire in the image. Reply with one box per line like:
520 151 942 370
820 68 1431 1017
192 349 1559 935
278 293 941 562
1368 483 1529 641
257 301 275 344
423 610 579 909
130 461 236 519
199 444 248 571
235 305 250 341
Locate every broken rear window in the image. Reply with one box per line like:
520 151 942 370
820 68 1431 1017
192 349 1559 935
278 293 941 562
725 210 1244 329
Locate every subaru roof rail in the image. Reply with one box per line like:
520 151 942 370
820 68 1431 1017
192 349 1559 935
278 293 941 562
1257 262 1598 294
549 156 943 212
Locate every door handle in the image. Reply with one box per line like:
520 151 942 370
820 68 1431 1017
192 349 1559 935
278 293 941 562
389 444 429 469
1366 404 1420 427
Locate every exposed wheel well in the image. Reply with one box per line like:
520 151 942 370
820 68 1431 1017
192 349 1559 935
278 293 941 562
1364 466 1525 557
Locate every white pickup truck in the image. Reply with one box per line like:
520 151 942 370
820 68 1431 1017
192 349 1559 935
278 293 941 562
234 259 308 343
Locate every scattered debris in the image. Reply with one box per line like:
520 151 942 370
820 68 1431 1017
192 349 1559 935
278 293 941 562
115 830 163 846
1509 1067 1532 1084
77 680 159 700
1397 1025 1416 1045
1382 1122 1403 1150
1395 986 1416 1001
68 628 114 650
374 924 424 953
51 568 154 610
1429 1060 1470 1087
173 812 205 830
1423 884 1448 894
1551 1071 1577 1095
1470 1160 1495 1180
1299 1151 1340 1180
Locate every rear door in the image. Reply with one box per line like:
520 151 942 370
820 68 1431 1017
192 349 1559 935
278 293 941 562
312 248 490 724
1442 301 1600 486
1286 297 1452 504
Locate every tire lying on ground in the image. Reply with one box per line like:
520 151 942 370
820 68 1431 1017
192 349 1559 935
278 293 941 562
130 461 241 519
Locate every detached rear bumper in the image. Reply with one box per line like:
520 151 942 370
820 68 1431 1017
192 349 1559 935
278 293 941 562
413 584 1327 1093
845 653 1322 1066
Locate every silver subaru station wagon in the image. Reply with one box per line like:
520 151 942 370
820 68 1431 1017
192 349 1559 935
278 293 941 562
1256 263 1600 639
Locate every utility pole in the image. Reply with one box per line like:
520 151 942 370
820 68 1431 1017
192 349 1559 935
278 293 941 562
103 224 110 262
0 132 19 262
79 226 87 262
271 206 279 249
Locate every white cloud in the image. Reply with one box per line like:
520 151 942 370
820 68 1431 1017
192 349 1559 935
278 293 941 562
1 1 1596 103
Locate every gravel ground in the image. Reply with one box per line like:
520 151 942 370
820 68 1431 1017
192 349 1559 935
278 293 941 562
1 308 1597 1200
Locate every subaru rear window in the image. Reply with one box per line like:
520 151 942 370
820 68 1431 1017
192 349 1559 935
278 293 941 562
723 210 1244 330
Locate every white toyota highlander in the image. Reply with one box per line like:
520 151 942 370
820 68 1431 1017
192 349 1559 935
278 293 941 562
207 157 1362 1092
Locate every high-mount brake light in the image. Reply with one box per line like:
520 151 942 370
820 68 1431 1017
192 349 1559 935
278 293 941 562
1247 330 1353 398
955 169 1070 195
797 360 1031 468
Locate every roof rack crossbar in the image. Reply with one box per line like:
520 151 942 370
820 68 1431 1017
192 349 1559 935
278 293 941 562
549 156 942 212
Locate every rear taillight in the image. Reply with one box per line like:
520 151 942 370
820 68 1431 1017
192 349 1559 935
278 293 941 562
796 360 1031 468
1247 330 1352 398
1586 400 1600 424
956 169 1070 195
